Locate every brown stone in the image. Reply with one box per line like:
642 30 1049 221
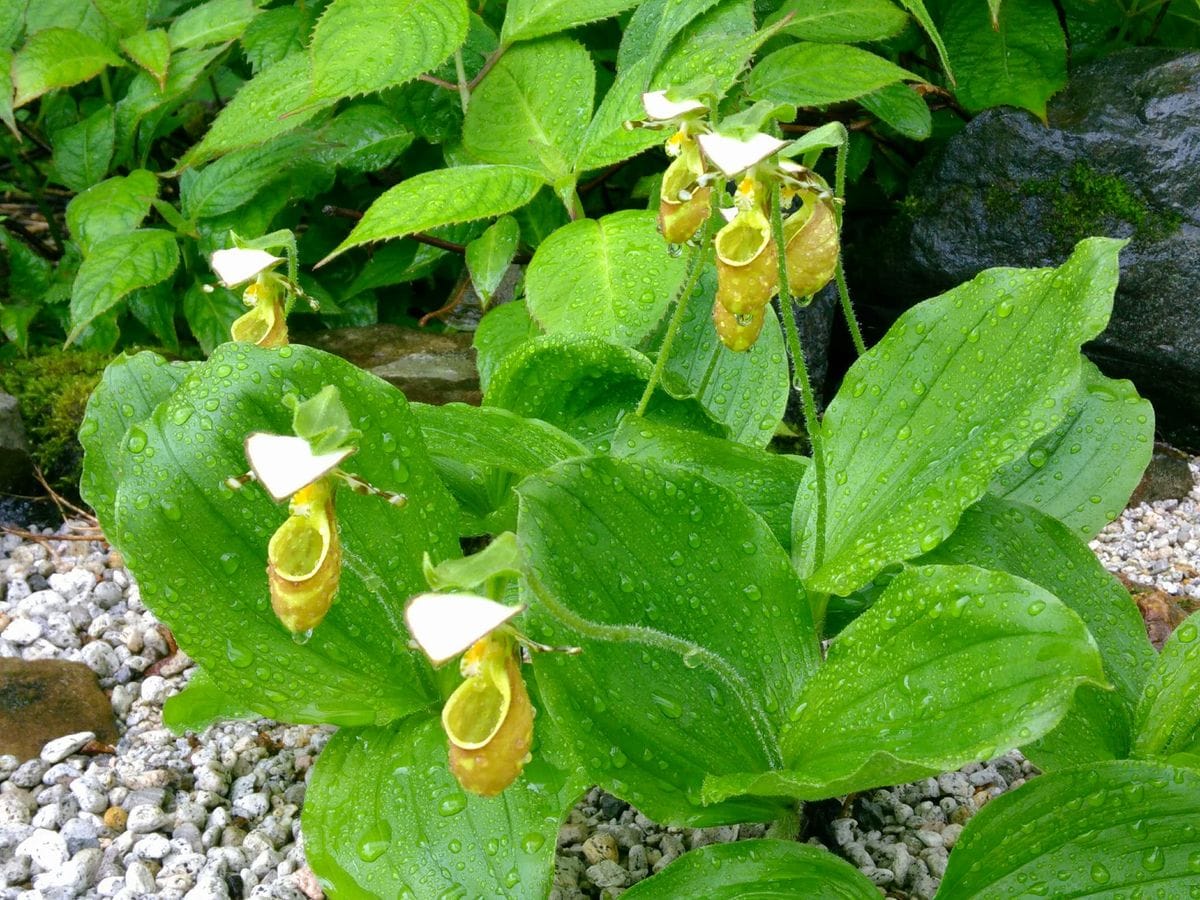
297 325 481 406
1129 443 1196 506
103 806 128 831
0 658 118 761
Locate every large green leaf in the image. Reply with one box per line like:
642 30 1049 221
611 418 807 551
51 106 115 193
66 169 158 255
304 712 587 897
463 38 593 182
519 455 821 824
990 359 1153 539
938 760 1200 897
109 344 460 726
1134 610 1200 759
179 53 328 169
79 351 197 528
474 301 542 395
181 133 315 220
320 165 544 264
768 0 911 43
308 0 468 103
314 103 415 174
161 667 258 733
858 82 931 140
935 0 1066 118
662 267 789 447
120 28 170 87
623 840 880 899
653 0 759 88
167 0 258 49
484 334 720 449
525 210 684 346
920 495 1155 769
412 402 587 533
615 0 723 72
465 216 520 305
749 42 919 108
501 0 640 43
795 237 1124 596
12 27 123 107
703 564 1107 804
68 229 179 344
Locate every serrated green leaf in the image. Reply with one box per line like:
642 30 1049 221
622 840 880 899
990 359 1153 540
463 38 594 182
321 165 544 263
484 333 720 447
167 0 258 49
661 267 789 447
181 132 314 220
304 712 587 896
501 0 639 43
24 0 117 45
768 0 910 43
895 0 953 81
162 667 258 733
79 351 199 541
474 301 542 394
12 27 123 108
51 106 115 193
465 216 520 306
181 281 243 354
314 103 414 174
611 417 806 550
95 0 149 36
936 0 1066 118
615 0 724 71
66 169 158 255
795 238 1125 596
109 344 460 726
858 82 931 139
939 760 1200 897
703 564 1107 804
179 53 328 169
308 0 468 104
1134 610 1200 759
68 230 179 344
920 495 1155 770
414 402 586 533
525 210 683 346
241 6 307 73
749 42 920 108
120 28 169 87
0 50 17 138
520 455 820 824
127 281 180 352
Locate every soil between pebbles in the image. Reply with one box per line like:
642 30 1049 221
1 457 1196 900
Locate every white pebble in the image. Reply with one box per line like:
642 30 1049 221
40 731 95 764
2 617 43 645
16 827 69 871
125 858 158 893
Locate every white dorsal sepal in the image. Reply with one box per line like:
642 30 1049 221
405 593 525 665
244 433 353 502
696 132 787 177
641 90 706 121
211 248 284 288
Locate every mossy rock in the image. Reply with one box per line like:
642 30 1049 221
0 350 111 497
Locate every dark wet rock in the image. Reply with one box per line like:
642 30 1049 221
850 49 1200 450
0 392 32 493
297 325 480 406
0 659 118 761
1130 444 1197 505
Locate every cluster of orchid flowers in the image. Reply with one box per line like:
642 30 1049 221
636 89 842 351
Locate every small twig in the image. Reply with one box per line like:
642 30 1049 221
419 271 472 326
466 45 507 90
0 525 105 543
418 73 459 91
34 467 97 523
0 217 60 260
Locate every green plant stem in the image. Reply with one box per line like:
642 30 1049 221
636 199 718 416
453 50 471 112
771 179 826 571
695 342 722 399
100 70 114 104
766 802 802 841
831 139 866 357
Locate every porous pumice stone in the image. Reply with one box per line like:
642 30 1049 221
0 456 1194 899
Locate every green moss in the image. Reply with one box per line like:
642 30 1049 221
1022 163 1182 248
0 350 110 495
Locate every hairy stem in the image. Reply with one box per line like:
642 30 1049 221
831 139 866 356
771 179 826 571
636 195 719 416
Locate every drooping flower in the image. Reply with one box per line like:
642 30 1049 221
783 190 840 300
714 178 778 315
266 478 341 634
658 137 712 244
230 281 289 348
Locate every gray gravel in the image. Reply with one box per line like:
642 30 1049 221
1 454 1195 899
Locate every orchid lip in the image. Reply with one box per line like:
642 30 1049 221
211 248 284 288
641 90 706 121
697 132 788 177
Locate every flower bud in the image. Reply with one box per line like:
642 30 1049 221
784 192 839 299
712 299 765 352
714 206 777 315
443 634 534 797
231 281 289 348
658 140 711 244
267 479 341 634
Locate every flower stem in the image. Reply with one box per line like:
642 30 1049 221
831 139 866 357
771 179 826 571
636 193 719 416
453 50 471 112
